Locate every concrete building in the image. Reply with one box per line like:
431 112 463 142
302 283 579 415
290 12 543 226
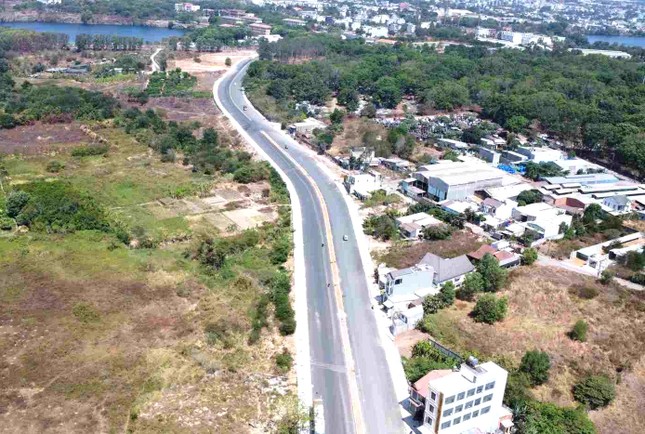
283 18 307 26
287 117 326 136
603 195 632 214
410 358 514 434
512 202 573 241
478 147 501 165
516 146 563 163
411 161 507 201
343 171 383 200
175 2 200 12
249 23 272 36
395 212 443 239
381 157 412 172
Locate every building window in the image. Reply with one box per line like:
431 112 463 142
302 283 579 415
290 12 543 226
443 408 453 417
474 398 481 406
428 404 435 413
467 388 475 397
465 400 473 409
394 278 402 285
482 406 491 415
430 392 436 401
472 410 479 417
453 416 461 425
485 381 495 390
457 392 465 401
463 413 471 421
476 386 483 393
441 421 451 429
455 404 463 413
425 416 433 425
445 395 455 404
483 394 493 403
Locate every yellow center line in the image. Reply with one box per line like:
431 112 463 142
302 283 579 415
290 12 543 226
260 130 366 434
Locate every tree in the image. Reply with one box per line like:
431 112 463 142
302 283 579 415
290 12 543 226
522 248 538 265
569 319 588 342
225 57 232 67
582 203 603 226
373 76 402 109
361 103 377 118
477 253 508 292
471 294 508 324
459 272 484 301
516 189 543 206
519 350 550 386
573 375 616 410
625 250 645 272
423 282 456 315
425 82 470 110
506 115 529 133
599 269 614 285
438 281 456 307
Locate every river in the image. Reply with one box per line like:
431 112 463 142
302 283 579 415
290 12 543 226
0 22 185 43
586 35 645 48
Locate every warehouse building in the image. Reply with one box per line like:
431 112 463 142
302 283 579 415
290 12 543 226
410 161 508 201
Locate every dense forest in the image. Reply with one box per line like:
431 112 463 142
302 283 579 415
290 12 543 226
43 0 178 20
75 34 143 51
246 35 645 176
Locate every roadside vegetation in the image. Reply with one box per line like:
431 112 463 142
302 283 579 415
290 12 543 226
0 43 299 433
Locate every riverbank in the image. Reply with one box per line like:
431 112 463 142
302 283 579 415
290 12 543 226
0 10 198 29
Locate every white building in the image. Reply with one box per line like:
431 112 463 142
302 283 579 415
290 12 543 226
396 212 443 239
343 171 383 200
175 2 200 12
410 358 514 434
516 146 563 163
411 161 509 201
512 202 573 241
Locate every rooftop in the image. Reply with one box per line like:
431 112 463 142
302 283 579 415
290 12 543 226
419 253 475 283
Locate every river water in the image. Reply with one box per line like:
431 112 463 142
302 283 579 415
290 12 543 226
0 22 185 43
586 35 645 48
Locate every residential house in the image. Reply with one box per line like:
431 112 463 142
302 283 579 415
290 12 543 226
390 304 424 336
409 358 514 434
400 177 426 199
287 118 326 136
249 23 272 36
481 198 517 220
440 200 478 215
418 253 475 287
467 244 521 268
512 202 573 242
603 195 632 214
395 212 443 239
175 2 200 12
381 157 412 172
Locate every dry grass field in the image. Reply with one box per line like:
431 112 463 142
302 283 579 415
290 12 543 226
420 265 645 434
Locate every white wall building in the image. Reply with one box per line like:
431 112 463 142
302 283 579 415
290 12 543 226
411 358 514 434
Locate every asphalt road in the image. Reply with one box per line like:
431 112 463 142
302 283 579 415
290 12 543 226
216 60 403 434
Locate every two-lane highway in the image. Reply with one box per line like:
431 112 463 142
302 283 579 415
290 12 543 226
216 59 403 434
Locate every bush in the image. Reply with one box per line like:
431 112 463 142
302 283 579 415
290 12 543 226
363 214 398 241
0 216 14 231
458 271 484 301
423 223 453 240
71 144 109 157
422 282 456 315
6 190 30 218
573 375 616 409
571 285 599 299
599 269 614 285
625 250 645 271
522 247 538 265
519 350 551 386
72 302 101 323
569 319 588 342
270 271 296 336
46 160 64 173
471 294 508 324
518 401 596 434
275 348 293 374
630 273 645 285
225 57 232 67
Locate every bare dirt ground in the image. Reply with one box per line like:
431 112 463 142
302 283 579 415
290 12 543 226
376 230 485 268
395 329 431 358
420 265 645 434
328 117 389 157
169 50 256 93
0 122 89 154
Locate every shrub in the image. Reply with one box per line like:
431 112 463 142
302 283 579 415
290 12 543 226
630 273 645 285
569 319 588 342
71 144 109 157
573 375 616 409
599 270 614 285
46 160 64 173
363 214 398 241
471 294 508 324
6 190 30 218
519 350 551 386
458 271 484 301
72 302 101 323
519 401 596 434
249 294 270 344
571 285 599 299
0 217 13 231
522 247 538 265
625 250 645 271
422 282 456 315
423 223 453 240
225 57 232 67
275 348 293 374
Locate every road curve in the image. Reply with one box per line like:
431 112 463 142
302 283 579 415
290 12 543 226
215 59 404 434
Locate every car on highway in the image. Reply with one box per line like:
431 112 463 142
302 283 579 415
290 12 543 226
343 235 348 241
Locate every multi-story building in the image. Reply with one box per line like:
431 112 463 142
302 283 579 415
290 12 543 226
249 23 272 36
409 358 514 434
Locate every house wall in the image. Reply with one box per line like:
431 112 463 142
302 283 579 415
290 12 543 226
386 268 435 298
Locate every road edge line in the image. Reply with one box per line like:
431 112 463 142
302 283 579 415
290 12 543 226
260 131 366 434
212 61 314 411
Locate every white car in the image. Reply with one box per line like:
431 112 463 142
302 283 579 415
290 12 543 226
343 235 348 241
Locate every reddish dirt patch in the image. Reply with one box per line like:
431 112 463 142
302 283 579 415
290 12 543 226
395 329 430 358
0 123 88 154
